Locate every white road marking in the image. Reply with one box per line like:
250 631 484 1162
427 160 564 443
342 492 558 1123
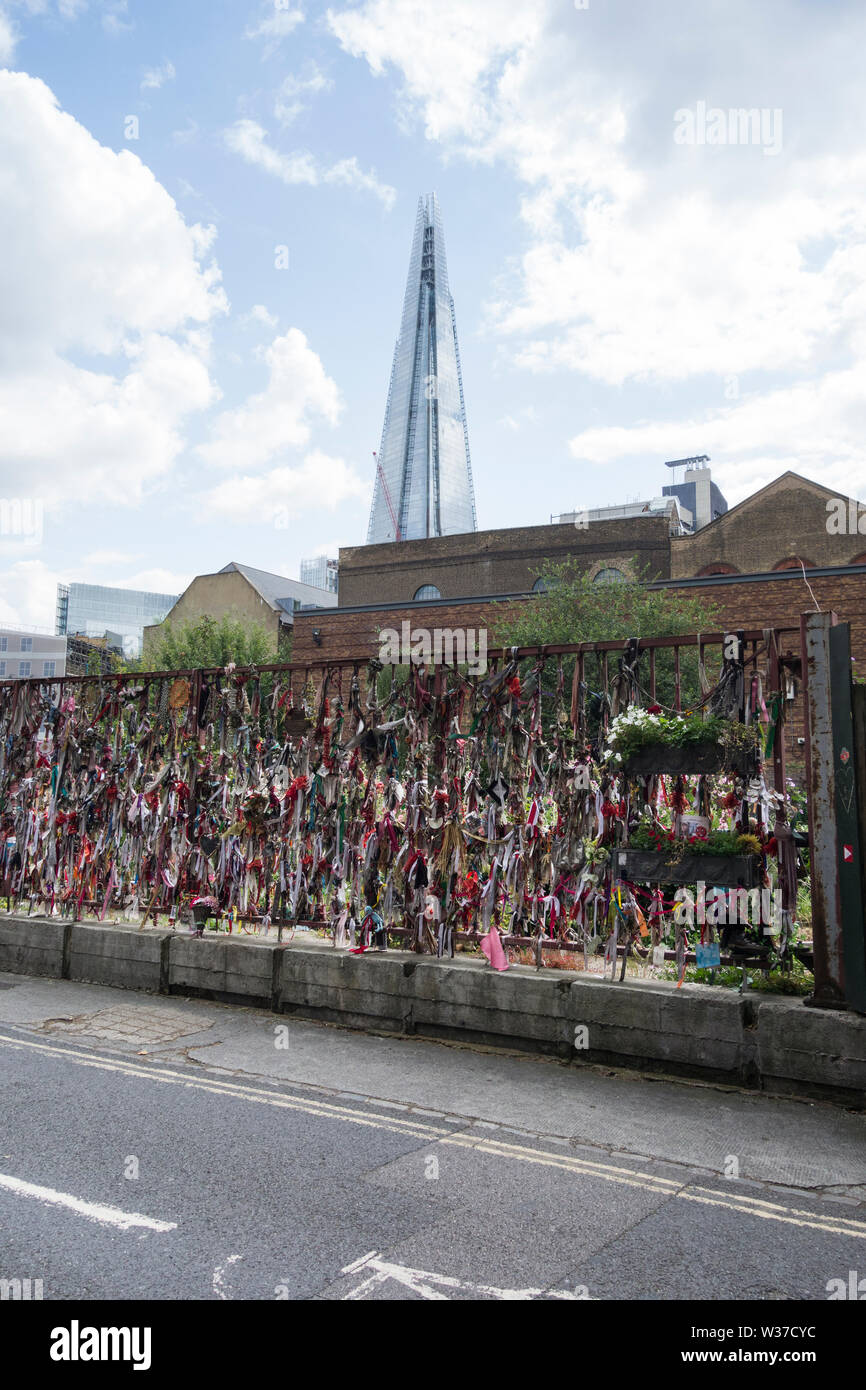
2 1030 864 1242
0 1032 444 1142
212 1254 243 1299
0 1171 176 1232
338 1251 587 1301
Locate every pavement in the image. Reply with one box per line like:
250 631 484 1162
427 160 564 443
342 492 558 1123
1 970 865 1301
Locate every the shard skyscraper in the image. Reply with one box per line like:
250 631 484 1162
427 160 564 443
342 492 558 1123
367 193 477 544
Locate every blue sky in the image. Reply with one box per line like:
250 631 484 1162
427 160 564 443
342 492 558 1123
1 0 865 628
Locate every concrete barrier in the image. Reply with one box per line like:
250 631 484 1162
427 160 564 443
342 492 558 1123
0 915 65 979
68 922 169 993
0 916 863 1104
168 933 278 1007
756 996 866 1102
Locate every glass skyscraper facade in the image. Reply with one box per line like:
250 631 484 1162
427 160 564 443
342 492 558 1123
56 582 179 657
367 193 477 544
299 556 338 593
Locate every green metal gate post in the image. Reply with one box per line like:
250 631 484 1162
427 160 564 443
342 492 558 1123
802 613 866 1012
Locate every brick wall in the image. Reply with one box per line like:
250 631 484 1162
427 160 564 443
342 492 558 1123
671 475 866 577
293 595 525 668
337 515 673 606
293 567 866 679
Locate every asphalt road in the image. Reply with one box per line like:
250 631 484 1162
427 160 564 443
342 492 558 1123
1 971 865 1301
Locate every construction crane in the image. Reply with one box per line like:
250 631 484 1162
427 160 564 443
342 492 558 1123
373 451 401 541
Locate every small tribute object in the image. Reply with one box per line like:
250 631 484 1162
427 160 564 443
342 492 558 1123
696 943 721 969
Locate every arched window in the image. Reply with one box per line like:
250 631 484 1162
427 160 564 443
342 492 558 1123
593 567 627 586
532 578 547 593
696 563 740 577
773 556 815 571
413 584 441 601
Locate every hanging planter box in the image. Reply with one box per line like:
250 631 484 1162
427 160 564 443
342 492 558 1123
620 740 758 777
616 848 761 887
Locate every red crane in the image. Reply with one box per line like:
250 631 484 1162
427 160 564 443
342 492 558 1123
373 451 401 541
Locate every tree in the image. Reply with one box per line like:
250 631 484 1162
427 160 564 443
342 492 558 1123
146 613 275 671
495 558 719 648
493 558 721 714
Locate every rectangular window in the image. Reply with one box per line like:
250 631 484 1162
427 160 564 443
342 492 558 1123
20 637 33 652
0 661 5 677
19 661 31 677
0 637 7 652
43 660 56 677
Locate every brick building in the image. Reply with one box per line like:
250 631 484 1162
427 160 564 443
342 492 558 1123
336 513 676 608
292 470 866 674
671 472 866 577
143 562 337 662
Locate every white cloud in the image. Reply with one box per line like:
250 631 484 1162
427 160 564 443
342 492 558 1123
274 64 332 125
323 156 396 210
81 550 144 566
102 0 132 35
140 59 175 92
0 559 59 631
327 0 538 146
0 71 227 505
1 0 88 54
226 118 317 185
327 0 866 497
225 117 396 209
205 451 366 523
198 328 341 472
103 567 189 594
239 304 279 329
172 118 199 146
0 8 17 59
568 363 866 504
245 3 304 53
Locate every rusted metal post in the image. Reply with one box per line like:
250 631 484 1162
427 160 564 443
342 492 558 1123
853 683 866 997
832 626 866 1014
801 612 864 1009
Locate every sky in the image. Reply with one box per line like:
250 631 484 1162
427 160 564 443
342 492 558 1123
1 0 865 631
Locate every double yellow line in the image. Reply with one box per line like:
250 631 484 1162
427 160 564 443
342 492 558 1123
2 1029 864 1242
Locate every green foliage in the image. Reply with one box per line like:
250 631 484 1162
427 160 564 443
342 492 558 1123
494 557 719 649
146 613 273 672
493 558 721 713
607 709 731 762
796 877 812 932
662 962 813 995
605 709 760 768
628 822 759 858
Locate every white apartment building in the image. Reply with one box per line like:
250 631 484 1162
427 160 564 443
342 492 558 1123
0 626 67 680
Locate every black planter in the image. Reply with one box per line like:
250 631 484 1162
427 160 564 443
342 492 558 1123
192 902 214 927
620 740 758 777
615 848 761 887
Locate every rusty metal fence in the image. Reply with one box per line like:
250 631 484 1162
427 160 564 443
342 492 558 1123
0 620 860 1007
